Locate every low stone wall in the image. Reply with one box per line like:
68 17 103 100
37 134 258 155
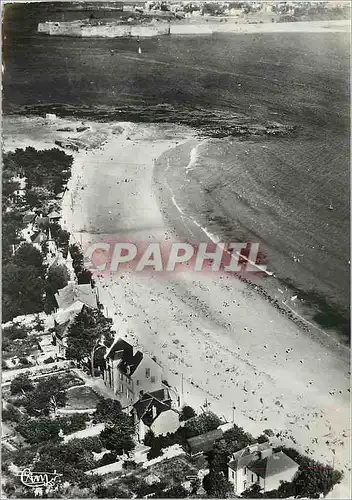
37 19 349 38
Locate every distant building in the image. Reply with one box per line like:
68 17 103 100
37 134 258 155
228 442 299 495
103 338 163 408
132 388 180 442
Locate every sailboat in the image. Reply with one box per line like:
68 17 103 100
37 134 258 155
138 45 142 54
328 201 334 211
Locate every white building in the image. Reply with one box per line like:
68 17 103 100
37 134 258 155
132 388 180 442
103 338 164 408
228 442 299 495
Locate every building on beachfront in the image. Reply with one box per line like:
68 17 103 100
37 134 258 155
186 427 224 456
54 282 97 311
102 338 164 408
228 442 299 495
132 388 180 442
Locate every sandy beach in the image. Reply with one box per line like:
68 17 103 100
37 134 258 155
3 117 350 497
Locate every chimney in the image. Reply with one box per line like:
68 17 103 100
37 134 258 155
163 389 168 401
152 405 157 420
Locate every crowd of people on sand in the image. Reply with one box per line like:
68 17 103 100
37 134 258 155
94 271 350 473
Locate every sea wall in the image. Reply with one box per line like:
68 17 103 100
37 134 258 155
37 19 350 37
38 21 169 37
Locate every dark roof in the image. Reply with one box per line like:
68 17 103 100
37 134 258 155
187 428 223 455
23 213 36 224
54 319 70 340
106 338 143 376
35 216 50 226
228 442 272 472
148 388 170 402
31 231 47 244
133 390 172 427
248 451 299 479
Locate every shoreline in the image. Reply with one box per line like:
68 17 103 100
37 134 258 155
154 138 350 347
3 116 351 497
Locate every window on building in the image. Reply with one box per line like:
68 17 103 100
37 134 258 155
244 467 247 475
151 376 155 383
126 388 129 398
119 372 123 380
136 380 140 386
146 368 150 378
251 474 254 482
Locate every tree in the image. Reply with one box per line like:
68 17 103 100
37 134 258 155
2 263 46 322
203 471 233 498
66 307 114 375
207 424 255 475
13 243 46 275
180 405 196 421
257 434 269 444
45 264 69 313
147 443 163 460
25 376 67 416
293 465 343 498
100 418 136 456
93 398 123 424
10 372 35 395
181 411 222 439
143 429 155 447
25 186 53 212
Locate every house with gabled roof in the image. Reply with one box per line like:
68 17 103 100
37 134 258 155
103 338 163 408
132 388 179 442
54 282 97 311
187 428 224 456
228 442 299 495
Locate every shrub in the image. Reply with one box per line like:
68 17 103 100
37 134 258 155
93 398 122 424
147 444 163 460
43 356 55 364
56 413 90 434
18 356 31 366
179 405 196 422
257 434 269 443
97 452 117 467
74 436 104 453
122 460 137 470
16 417 61 444
2 404 26 424
182 411 222 439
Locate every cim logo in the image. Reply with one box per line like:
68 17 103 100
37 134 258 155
19 468 63 491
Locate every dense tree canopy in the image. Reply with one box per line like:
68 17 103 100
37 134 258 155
10 372 35 395
100 417 135 456
2 262 46 322
180 405 196 421
93 398 123 424
45 264 70 313
25 376 67 416
203 470 233 498
66 307 114 366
